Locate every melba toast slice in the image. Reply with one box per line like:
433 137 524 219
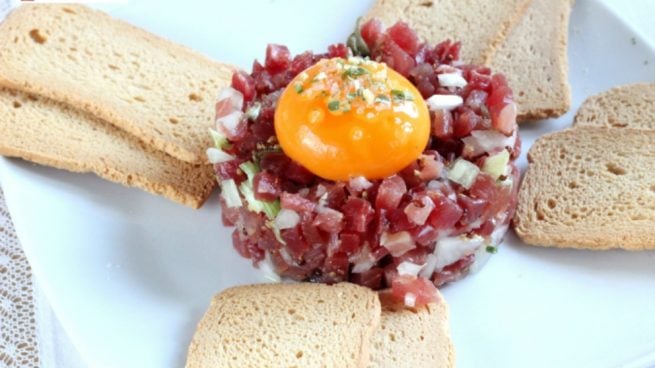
186 283 381 368
488 0 573 121
574 83 655 129
364 0 532 65
514 127 655 249
369 291 455 368
0 4 233 164
0 89 215 209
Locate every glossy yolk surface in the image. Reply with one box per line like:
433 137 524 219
274 57 430 181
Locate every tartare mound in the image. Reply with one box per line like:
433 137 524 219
209 19 521 307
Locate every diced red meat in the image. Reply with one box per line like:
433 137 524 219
313 207 345 233
432 108 455 140
215 19 520 307
231 71 256 103
390 275 440 306
343 197 375 233
253 171 281 201
280 192 316 213
265 44 291 74
388 22 420 56
360 18 383 47
375 175 407 210
328 43 350 58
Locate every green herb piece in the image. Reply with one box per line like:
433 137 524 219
346 17 370 57
294 83 304 94
375 94 390 103
327 100 340 111
391 89 414 101
343 66 369 79
239 161 260 183
486 246 498 254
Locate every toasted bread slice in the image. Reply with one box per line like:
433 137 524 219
186 283 381 368
368 291 455 368
0 4 233 164
364 0 532 65
0 89 215 209
514 127 655 249
488 0 573 121
574 83 655 128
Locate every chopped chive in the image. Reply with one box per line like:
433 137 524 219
375 94 390 103
391 89 413 101
327 100 340 111
343 66 369 79
294 83 304 94
485 246 498 254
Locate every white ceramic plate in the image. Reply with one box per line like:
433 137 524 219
1 1 655 367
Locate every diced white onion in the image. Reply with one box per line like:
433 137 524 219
482 150 510 180
350 246 376 273
426 94 463 111
206 147 234 164
462 129 516 158
469 224 509 274
419 254 439 279
278 248 296 266
216 86 244 111
397 261 425 277
447 158 480 189
220 179 242 208
404 196 435 226
260 254 282 283
274 208 300 230
381 231 416 257
438 72 468 88
433 235 484 271
404 292 417 308
216 110 244 136
349 176 373 191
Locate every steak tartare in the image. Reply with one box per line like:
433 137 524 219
208 19 521 306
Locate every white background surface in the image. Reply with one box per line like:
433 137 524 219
1 0 655 367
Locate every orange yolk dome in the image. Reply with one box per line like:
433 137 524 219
274 57 430 181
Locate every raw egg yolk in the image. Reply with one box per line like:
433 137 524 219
274 57 430 181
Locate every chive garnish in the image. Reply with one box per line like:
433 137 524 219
485 246 498 254
327 100 340 111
